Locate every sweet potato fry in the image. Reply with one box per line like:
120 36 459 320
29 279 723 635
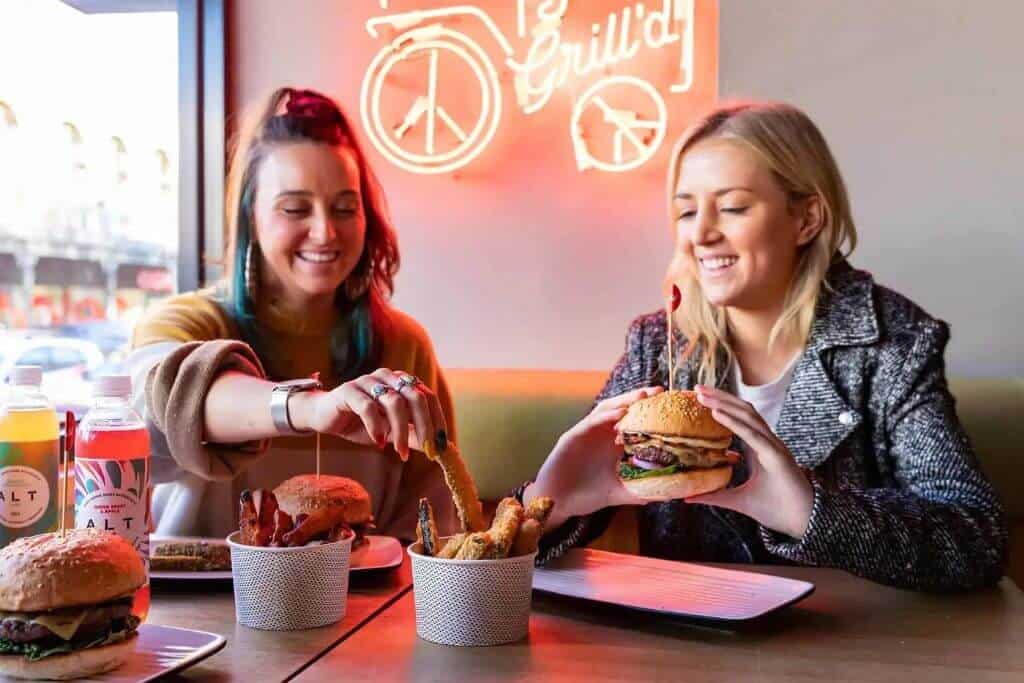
425 439 486 533
281 506 346 547
511 518 542 556
488 497 524 558
494 497 520 521
437 533 468 559
524 496 555 526
417 498 440 556
269 508 294 547
454 531 493 560
238 490 259 546
239 489 278 546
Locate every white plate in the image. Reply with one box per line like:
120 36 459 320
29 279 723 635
533 548 815 622
150 535 402 580
51 624 226 682
351 535 403 572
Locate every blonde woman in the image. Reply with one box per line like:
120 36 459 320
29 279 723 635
521 102 1006 591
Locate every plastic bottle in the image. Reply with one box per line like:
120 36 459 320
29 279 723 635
0 366 60 547
75 375 151 621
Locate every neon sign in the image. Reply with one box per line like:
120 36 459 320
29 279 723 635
362 1 696 174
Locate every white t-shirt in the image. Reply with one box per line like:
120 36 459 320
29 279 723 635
731 353 801 432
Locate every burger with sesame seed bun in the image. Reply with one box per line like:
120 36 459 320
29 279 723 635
616 390 739 501
0 529 144 680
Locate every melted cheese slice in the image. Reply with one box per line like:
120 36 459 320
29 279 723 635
30 610 88 641
652 434 732 449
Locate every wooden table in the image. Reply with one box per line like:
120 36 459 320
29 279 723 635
149 556 411 682
296 564 1024 682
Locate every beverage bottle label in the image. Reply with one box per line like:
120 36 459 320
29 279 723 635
0 440 58 542
74 456 151 569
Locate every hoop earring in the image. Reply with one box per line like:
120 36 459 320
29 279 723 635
245 241 260 302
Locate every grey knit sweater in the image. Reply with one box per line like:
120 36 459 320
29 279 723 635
534 261 1007 592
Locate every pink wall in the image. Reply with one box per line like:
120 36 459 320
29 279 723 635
228 0 718 370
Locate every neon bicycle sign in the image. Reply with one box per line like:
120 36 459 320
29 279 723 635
361 1 696 174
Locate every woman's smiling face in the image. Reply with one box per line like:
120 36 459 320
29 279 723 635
252 141 366 303
672 138 818 312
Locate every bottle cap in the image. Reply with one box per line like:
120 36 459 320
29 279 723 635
93 375 132 398
12 366 42 386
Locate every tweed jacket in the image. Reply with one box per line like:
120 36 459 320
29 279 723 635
537 261 1007 592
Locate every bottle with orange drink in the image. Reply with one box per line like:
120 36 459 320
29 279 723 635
0 366 60 548
74 375 151 621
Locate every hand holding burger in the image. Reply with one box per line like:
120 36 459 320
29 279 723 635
689 385 813 540
523 387 664 531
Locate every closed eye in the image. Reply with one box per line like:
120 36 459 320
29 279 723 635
676 210 696 220
722 207 748 214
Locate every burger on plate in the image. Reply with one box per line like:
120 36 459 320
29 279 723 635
617 390 739 500
272 474 374 550
0 529 144 680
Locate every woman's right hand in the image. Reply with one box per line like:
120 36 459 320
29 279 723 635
524 386 664 531
289 369 448 461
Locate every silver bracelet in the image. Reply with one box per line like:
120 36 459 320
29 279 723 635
269 378 322 435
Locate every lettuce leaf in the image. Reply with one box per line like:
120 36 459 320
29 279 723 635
0 616 140 662
618 461 683 480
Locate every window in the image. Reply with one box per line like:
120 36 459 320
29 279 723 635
0 0 180 410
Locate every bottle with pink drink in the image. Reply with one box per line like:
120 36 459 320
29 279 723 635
74 375 151 621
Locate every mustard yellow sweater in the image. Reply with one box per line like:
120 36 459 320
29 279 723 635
131 288 456 540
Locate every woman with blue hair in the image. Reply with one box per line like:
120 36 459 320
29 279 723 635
129 88 455 540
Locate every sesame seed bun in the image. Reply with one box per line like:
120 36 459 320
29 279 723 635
617 390 732 440
273 475 372 526
0 530 145 613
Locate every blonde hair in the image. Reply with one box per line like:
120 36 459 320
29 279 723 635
665 102 857 386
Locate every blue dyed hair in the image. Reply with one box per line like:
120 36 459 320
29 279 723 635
225 88 398 382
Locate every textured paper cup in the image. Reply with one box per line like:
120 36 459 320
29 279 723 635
227 531 352 631
408 540 536 646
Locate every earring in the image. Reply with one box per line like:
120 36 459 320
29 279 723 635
245 241 260 302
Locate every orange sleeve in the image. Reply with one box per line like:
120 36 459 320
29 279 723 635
131 289 237 347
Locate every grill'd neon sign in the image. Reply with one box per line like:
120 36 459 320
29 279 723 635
361 0 696 174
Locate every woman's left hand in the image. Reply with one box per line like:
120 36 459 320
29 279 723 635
687 385 814 540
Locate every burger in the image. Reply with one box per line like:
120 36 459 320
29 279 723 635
617 390 739 500
0 529 145 680
273 475 374 550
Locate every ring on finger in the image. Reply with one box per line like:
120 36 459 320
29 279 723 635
396 374 421 391
370 383 392 402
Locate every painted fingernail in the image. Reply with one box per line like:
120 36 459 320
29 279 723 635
435 429 448 452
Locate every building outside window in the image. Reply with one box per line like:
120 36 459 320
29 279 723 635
0 0 178 411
